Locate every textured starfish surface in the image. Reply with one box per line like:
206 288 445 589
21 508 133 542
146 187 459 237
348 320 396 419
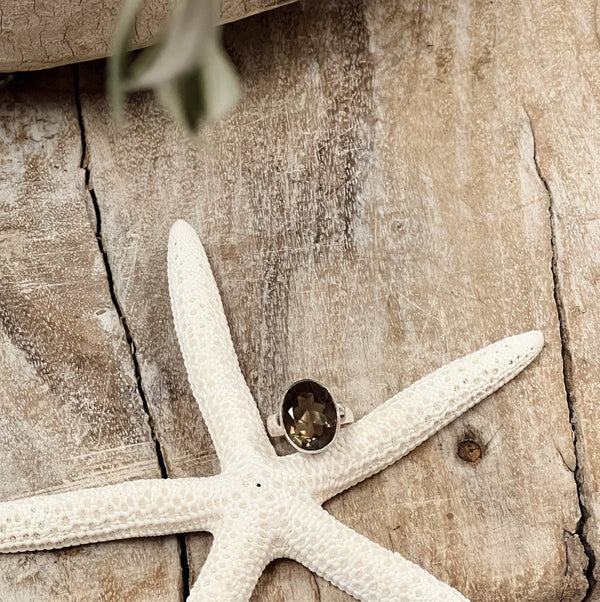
0 220 544 601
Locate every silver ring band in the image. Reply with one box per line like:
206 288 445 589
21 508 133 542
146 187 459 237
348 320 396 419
267 404 355 437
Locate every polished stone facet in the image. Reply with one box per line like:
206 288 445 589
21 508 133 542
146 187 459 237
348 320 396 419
281 380 338 452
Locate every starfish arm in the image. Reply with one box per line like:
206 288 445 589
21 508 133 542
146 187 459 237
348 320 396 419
0 477 223 552
168 220 275 469
285 503 469 602
284 331 544 502
187 520 273 602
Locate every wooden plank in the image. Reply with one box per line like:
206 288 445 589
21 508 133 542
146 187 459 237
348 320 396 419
0 0 296 72
523 1 600 596
0 68 182 600
76 0 587 599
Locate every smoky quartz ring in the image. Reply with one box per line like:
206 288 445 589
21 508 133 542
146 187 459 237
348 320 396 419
266 380 355 454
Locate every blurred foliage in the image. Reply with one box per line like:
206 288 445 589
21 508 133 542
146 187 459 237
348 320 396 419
109 0 239 133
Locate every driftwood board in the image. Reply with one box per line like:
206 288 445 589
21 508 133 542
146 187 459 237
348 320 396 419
528 0 600 591
1 0 600 600
0 0 296 72
0 69 183 599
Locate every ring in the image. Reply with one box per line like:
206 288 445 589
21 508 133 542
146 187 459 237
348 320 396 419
267 379 354 454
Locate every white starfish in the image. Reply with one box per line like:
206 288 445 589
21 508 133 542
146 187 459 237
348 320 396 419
0 220 544 602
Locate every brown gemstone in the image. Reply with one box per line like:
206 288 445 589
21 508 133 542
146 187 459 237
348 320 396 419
281 380 338 452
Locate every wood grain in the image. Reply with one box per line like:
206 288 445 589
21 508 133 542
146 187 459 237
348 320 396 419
70 0 588 599
523 0 600 594
0 68 183 600
0 0 296 72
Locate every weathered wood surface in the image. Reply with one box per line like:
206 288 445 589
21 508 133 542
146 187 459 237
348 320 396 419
528 1 600 592
1 0 600 600
75 0 592 599
0 0 296 72
0 68 183 599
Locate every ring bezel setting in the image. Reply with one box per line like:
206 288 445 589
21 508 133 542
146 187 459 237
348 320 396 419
267 380 354 454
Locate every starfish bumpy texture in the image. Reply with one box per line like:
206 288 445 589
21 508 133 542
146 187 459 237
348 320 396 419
0 220 544 601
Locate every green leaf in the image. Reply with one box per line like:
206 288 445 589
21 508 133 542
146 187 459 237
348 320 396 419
129 0 215 90
157 67 206 132
109 0 239 134
200 33 239 121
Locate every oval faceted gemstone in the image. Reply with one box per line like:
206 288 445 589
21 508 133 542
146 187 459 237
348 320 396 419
281 380 338 452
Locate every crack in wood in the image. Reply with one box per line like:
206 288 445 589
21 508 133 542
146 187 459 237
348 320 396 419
311 573 322 601
72 64 191 599
526 109 597 601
